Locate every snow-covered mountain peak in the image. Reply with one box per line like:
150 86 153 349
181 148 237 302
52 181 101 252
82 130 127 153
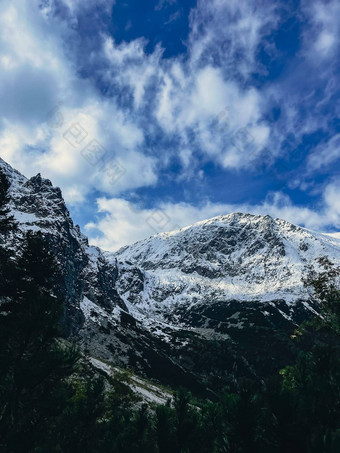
113 210 339 270
0 157 27 190
0 158 128 334
111 210 340 327
1 157 340 386
3 160 89 246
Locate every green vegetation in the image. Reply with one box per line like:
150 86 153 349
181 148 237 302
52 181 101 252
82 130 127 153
1 169 340 452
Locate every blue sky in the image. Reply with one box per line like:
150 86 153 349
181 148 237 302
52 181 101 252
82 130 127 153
0 0 340 250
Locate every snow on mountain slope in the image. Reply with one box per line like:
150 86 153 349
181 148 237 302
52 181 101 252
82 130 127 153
89 357 172 405
324 232 340 242
111 213 340 327
2 157 340 391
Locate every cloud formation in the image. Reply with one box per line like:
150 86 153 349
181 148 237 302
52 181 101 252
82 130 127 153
0 0 339 249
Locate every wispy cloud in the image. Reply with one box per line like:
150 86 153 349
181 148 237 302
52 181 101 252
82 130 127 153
0 0 339 247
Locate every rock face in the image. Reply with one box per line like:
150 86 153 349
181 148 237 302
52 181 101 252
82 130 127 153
112 212 340 326
1 157 340 394
0 158 127 336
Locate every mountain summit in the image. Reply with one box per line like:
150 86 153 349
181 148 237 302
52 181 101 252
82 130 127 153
113 211 340 316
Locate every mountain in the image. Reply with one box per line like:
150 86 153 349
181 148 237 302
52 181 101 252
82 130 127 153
1 157 340 395
0 157 127 335
113 212 340 320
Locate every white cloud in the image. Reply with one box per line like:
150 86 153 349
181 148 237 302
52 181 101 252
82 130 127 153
86 197 232 251
188 0 279 77
0 0 159 205
315 31 336 55
154 65 270 169
307 134 340 172
97 0 277 172
0 0 284 197
302 0 340 58
0 0 339 240
324 181 340 223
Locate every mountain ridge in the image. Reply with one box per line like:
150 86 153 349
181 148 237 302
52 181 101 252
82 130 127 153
110 210 340 324
1 157 340 394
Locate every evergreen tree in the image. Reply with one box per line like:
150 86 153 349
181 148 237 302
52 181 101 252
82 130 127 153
131 403 155 453
0 231 79 452
52 376 106 453
155 402 176 453
277 265 340 452
173 389 201 452
0 168 16 237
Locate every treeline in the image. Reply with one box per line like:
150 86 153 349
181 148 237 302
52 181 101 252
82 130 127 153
1 169 340 452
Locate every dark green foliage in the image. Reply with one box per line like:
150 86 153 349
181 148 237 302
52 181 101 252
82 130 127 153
51 376 106 453
275 264 340 452
0 168 16 237
155 403 176 453
1 228 340 452
0 232 80 452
